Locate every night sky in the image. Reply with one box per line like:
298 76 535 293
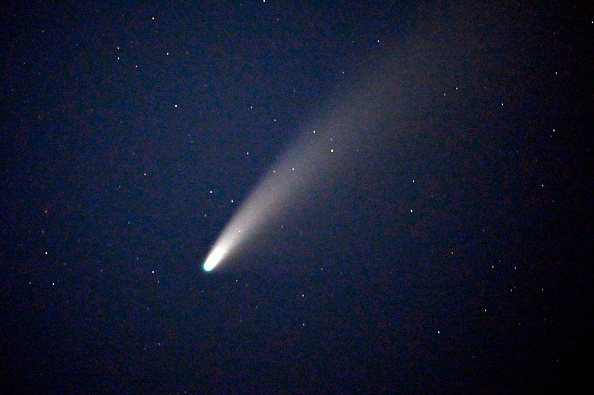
2 1 592 393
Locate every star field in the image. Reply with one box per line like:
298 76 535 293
1 1 592 393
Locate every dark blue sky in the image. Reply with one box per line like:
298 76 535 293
2 1 592 393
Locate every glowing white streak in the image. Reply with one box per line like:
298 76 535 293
203 71 401 271
203 246 227 272
203 94 396 272
202 3 471 271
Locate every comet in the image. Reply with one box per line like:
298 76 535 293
202 53 408 272
202 3 463 272
202 60 402 272
203 246 227 272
